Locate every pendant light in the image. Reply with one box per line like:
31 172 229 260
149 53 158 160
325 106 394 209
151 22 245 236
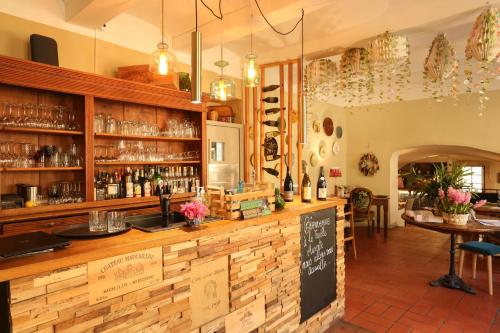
150 0 176 76
243 12 260 87
191 0 202 104
210 28 235 101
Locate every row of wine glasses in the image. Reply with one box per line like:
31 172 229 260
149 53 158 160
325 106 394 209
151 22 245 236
94 141 200 163
0 102 79 130
0 142 83 168
94 113 200 138
47 181 84 204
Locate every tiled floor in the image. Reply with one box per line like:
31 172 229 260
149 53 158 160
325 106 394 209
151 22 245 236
328 226 500 333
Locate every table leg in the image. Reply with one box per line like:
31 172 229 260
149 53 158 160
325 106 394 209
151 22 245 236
383 204 388 241
429 233 475 294
376 205 381 232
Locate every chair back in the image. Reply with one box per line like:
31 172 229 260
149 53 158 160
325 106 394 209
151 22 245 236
351 187 373 214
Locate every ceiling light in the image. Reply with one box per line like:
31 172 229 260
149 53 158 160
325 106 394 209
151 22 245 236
210 58 235 101
150 0 176 76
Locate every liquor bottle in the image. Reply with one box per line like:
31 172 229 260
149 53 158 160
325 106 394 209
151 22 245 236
317 166 327 201
264 107 285 115
301 166 312 203
133 169 142 197
107 172 119 199
262 97 278 103
263 167 279 177
284 166 294 202
154 167 163 196
95 172 106 201
139 169 146 197
262 85 280 92
125 167 134 198
117 172 126 198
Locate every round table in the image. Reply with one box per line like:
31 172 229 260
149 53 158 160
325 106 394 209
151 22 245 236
402 213 500 294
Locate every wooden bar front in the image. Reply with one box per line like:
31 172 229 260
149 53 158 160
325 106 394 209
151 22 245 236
0 198 346 333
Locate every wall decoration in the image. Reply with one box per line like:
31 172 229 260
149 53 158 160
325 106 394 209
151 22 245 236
310 153 319 167
359 153 380 176
332 141 340 156
322 117 334 136
312 120 321 133
368 31 411 103
337 48 374 107
318 141 327 159
464 6 500 114
305 58 337 103
423 33 459 101
335 126 343 139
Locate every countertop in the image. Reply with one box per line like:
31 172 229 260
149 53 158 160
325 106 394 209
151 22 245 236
0 197 345 282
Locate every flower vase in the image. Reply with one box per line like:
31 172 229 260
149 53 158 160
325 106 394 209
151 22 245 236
442 212 469 225
186 217 202 228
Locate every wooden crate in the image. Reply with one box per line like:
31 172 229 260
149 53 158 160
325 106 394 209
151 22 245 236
207 183 275 220
116 64 179 89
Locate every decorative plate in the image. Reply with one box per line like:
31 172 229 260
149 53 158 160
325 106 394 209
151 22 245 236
250 153 254 167
332 141 341 155
323 117 334 136
319 141 327 159
310 153 319 167
336 126 343 139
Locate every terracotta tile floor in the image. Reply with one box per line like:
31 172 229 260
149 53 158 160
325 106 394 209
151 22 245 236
328 226 500 333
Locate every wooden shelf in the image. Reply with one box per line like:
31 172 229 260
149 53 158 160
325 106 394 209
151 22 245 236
1 126 84 136
2 167 84 172
95 133 201 142
95 161 201 166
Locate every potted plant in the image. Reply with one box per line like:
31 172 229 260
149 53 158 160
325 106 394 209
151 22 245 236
439 187 486 225
180 201 208 228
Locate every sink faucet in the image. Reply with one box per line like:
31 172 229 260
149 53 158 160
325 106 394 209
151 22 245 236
159 194 172 227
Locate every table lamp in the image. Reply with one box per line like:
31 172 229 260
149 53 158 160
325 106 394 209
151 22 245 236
329 167 342 196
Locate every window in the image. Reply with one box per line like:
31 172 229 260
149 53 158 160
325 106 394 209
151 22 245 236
462 166 484 192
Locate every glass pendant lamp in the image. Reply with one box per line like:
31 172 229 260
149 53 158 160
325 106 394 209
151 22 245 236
243 13 260 87
210 46 235 101
150 0 176 76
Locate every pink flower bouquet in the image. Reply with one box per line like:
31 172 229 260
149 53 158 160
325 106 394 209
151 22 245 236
439 187 486 214
180 201 208 221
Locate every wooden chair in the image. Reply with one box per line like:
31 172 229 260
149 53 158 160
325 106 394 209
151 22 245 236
458 241 500 296
343 202 357 259
350 187 375 234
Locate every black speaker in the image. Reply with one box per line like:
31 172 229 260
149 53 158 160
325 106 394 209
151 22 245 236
29 34 59 66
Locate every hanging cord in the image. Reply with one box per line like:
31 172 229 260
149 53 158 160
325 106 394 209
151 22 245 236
253 0 304 36
195 0 198 31
161 0 164 44
200 0 223 20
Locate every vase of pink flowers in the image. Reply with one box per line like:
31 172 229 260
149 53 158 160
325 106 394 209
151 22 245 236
438 187 486 225
180 201 209 228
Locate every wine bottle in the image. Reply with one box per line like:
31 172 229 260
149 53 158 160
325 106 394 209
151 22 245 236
284 166 294 202
263 167 279 177
302 166 312 203
107 172 118 200
262 84 280 92
125 167 134 198
264 107 285 115
133 169 142 197
262 97 279 103
262 120 279 127
317 166 327 201
265 131 281 138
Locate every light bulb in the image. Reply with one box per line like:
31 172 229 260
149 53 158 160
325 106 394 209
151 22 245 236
247 59 256 80
158 51 168 75
218 80 227 101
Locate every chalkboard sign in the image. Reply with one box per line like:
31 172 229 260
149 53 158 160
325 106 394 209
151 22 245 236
300 207 336 323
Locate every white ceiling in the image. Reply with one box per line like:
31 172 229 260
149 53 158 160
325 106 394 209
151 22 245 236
1 0 498 103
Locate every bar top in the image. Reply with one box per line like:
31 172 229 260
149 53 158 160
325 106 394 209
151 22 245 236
0 197 344 282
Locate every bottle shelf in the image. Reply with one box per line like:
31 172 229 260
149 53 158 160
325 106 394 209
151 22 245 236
94 133 201 142
95 161 201 166
2 167 85 172
1 126 84 136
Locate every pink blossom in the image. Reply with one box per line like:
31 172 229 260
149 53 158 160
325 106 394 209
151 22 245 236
438 188 445 199
180 201 208 220
473 200 487 209
463 192 472 204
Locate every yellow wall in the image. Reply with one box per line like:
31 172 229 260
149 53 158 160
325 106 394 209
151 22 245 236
0 12 241 97
346 91 500 225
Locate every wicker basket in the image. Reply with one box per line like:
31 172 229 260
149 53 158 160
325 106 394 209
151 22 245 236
442 212 469 225
207 183 275 220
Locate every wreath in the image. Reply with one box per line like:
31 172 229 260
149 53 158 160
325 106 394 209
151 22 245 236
359 153 380 176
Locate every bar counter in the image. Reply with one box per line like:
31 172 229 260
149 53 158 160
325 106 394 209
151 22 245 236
1 198 346 333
